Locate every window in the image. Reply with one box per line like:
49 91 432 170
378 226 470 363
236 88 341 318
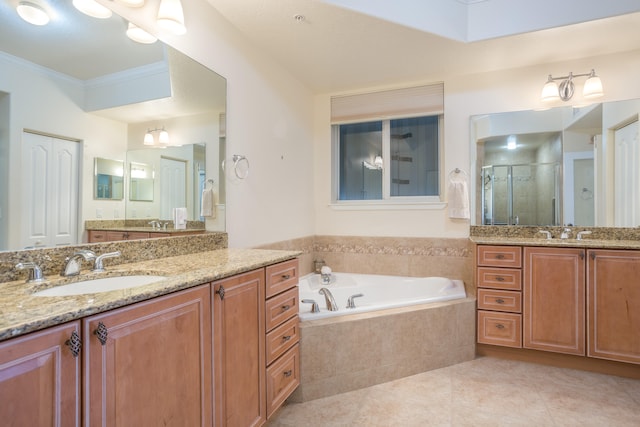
331 84 444 204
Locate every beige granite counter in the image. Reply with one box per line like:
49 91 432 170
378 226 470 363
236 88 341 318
0 248 300 342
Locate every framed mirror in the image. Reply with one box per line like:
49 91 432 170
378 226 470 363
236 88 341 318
94 158 124 200
129 162 154 202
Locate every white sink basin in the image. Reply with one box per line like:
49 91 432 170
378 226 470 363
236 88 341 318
34 275 167 297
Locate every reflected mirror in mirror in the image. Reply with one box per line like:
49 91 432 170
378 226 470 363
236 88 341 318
471 99 640 227
95 158 124 200
0 1 226 251
129 162 154 202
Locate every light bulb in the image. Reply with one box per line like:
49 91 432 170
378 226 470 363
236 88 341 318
159 129 169 143
16 2 50 26
126 22 157 44
157 0 186 35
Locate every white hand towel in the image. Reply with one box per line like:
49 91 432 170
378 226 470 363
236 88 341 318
200 187 217 218
173 207 188 229
448 174 470 219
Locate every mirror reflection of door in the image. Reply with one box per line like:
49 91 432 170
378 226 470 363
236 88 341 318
21 131 80 249
160 157 187 221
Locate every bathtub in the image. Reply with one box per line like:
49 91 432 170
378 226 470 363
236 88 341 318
297 272 466 321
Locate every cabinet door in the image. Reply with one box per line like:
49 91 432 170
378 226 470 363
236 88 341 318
0 321 80 427
84 285 212 427
213 269 266 427
523 247 585 355
588 249 640 364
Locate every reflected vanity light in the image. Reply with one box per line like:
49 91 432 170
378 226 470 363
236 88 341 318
541 69 604 102
72 0 112 19
363 155 383 170
16 1 50 26
126 22 157 44
157 0 186 35
507 135 517 150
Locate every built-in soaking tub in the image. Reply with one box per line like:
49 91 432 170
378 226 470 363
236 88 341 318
298 272 466 320
290 271 475 402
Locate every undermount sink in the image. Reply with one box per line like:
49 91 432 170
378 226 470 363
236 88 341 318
33 275 167 297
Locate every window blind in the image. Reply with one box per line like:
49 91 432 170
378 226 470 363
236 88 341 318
330 83 444 124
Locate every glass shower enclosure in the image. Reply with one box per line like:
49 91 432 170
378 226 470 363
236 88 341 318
481 162 560 226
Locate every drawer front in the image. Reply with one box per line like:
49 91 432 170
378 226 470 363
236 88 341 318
265 287 299 332
477 311 522 348
266 344 300 418
477 289 522 313
88 231 107 243
266 259 299 298
266 316 300 366
477 267 522 290
477 245 522 268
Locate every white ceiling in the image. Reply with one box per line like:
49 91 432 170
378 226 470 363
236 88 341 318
206 0 640 93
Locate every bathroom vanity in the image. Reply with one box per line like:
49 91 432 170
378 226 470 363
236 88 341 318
473 227 640 376
0 248 300 426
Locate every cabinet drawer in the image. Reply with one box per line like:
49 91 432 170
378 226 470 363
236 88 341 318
266 344 300 418
477 311 522 348
266 259 299 298
88 231 107 243
477 245 522 268
266 316 299 365
477 289 522 313
477 267 522 290
265 287 298 332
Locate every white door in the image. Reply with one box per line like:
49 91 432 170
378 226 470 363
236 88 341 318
160 157 187 220
21 132 80 249
614 120 640 227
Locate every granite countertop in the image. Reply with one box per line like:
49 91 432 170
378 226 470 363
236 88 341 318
0 248 300 342
470 236 640 250
87 227 205 234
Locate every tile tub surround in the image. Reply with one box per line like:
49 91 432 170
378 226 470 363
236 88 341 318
0 248 300 341
0 232 227 284
289 297 476 402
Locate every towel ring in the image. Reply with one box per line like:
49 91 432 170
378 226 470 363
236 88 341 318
232 155 250 179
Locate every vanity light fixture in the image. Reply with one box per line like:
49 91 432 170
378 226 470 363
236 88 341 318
541 69 604 102
16 1 50 26
507 135 517 150
363 155 384 170
157 0 186 35
72 0 112 19
126 22 157 44
144 127 170 146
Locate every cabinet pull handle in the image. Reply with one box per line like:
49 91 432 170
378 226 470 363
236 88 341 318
216 285 225 300
281 274 291 280
495 324 505 330
281 304 290 311
580 252 585 260
590 252 596 260
494 276 505 282
65 330 82 358
495 298 505 304
94 322 108 346
283 370 292 377
282 335 292 342
495 254 505 260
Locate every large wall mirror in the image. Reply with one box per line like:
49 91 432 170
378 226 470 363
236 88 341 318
471 99 640 227
0 1 226 251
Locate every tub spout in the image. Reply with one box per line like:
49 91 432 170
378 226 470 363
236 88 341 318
318 287 338 311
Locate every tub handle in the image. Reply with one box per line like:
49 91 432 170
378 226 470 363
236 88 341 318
301 299 320 313
346 293 364 309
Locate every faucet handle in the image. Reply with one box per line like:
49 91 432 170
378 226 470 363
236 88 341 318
346 293 364 309
15 262 45 283
301 299 320 313
577 230 592 240
538 230 552 240
93 251 121 272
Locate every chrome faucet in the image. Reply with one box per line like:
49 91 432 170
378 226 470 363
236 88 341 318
148 221 160 229
538 230 552 240
320 265 332 285
93 251 121 272
318 287 338 311
61 250 96 277
561 228 572 239
301 299 320 313
346 293 364 309
15 262 45 283
577 230 592 240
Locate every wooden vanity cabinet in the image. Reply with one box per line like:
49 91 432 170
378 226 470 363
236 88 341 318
213 269 266 427
523 247 586 355
0 321 81 426
476 245 523 348
588 249 640 364
84 284 212 426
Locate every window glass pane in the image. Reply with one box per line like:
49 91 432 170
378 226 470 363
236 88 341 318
390 116 439 197
339 122 382 200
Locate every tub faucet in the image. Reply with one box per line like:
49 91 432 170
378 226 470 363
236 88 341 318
61 250 97 277
318 287 338 311
301 299 320 313
346 293 364 309
320 265 332 285
93 251 121 272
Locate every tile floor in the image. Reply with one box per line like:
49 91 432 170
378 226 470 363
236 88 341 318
267 357 640 426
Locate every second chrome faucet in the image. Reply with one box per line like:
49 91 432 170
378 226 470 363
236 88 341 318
61 250 121 276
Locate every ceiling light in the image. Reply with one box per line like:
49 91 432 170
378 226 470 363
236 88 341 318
157 0 186 35
16 2 50 26
73 0 112 19
541 69 603 102
126 22 157 44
